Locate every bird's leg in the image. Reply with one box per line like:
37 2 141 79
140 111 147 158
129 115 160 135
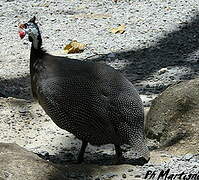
77 141 88 163
114 144 123 164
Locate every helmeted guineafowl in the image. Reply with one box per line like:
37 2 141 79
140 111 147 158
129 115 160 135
18 17 149 164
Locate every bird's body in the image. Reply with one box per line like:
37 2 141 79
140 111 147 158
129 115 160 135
19 17 149 164
31 50 143 146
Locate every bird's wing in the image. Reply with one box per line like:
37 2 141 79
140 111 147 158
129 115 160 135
37 76 120 144
95 67 144 126
111 91 144 130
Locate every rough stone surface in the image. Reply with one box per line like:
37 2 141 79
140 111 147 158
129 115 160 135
0 143 67 180
146 78 199 154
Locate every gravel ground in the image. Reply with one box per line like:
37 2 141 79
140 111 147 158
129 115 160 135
0 0 199 179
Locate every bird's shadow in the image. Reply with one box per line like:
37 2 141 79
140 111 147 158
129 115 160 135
0 75 32 100
90 13 199 94
36 146 148 166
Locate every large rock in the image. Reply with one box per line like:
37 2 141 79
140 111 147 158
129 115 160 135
145 78 199 154
0 143 67 180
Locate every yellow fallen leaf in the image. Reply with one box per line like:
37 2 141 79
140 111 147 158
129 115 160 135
110 24 126 34
64 40 86 54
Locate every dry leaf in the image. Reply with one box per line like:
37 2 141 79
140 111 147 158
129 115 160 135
110 24 126 34
64 40 86 54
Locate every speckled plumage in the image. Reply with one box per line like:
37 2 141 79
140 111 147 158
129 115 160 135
20 17 149 164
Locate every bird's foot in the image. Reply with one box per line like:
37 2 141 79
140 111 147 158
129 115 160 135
76 155 84 164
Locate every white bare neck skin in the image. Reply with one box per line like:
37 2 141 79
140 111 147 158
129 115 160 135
29 27 40 49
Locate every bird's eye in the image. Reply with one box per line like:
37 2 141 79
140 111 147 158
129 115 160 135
24 23 28 29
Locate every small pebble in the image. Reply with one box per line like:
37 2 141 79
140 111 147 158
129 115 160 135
135 175 141 178
19 109 28 114
95 178 100 180
127 169 134 172
158 68 168 75
122 173 126 178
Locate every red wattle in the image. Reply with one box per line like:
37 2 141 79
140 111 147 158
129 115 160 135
19 31 26 39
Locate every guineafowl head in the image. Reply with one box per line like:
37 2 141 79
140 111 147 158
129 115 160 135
18 16 42 49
